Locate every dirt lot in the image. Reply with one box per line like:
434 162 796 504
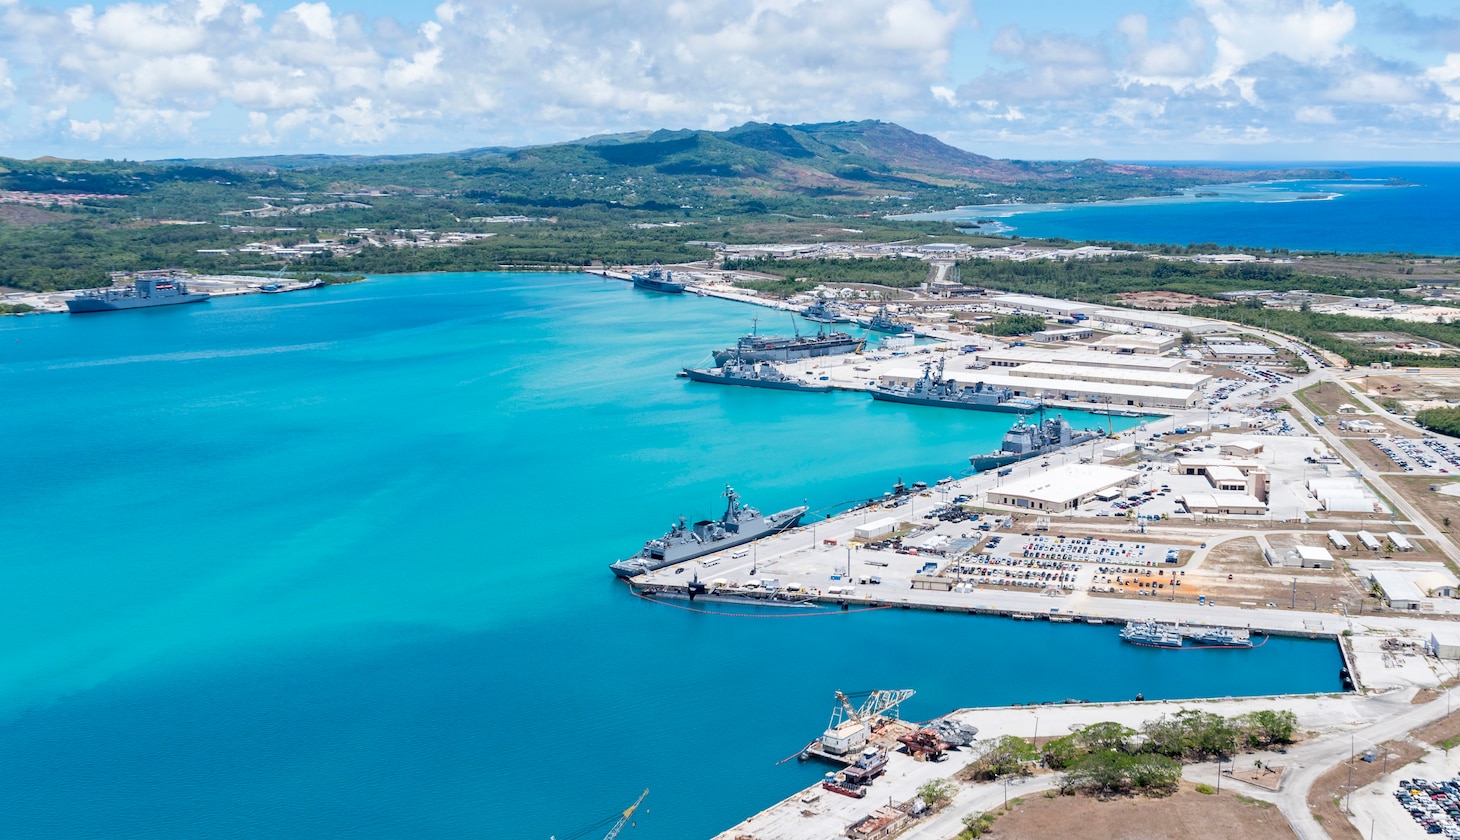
1307 740 1427 840
1297 381 1365 417
984 783 1296 839
1187 537 1368 611
1116 291 1226 310
1414 709 1460 744
1383 475 1460 547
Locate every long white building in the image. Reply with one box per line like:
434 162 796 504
972 346 1192 373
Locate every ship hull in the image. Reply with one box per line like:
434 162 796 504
609 507 807 579
632 278 686 294
682 367 833 392
712 339 862 366
67 293 211 313
870 389 1041 414
970 431 1105 471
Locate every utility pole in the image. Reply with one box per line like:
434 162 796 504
1292 578 1297 609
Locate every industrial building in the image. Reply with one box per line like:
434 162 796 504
1205 342 1279 361
972 346 1191 373
1370 570 1427 610
1174 458 1270 501
1429 630 1460 659
1094 334 1178 354
1090 309 1226 335
878 368 1201 410
1308 478 1377 513
1004 363 1212 389
1029 327 1093 342
986 464 1136 512
989 294 1098 318
1180 492 1267 515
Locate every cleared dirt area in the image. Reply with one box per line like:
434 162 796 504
1387 475 1460 543
1296 381 1364 417
1414 709 1460 745
1307 740 1427 840
1187 537 1368 610
1116 291 1226 310
984 783 1296 839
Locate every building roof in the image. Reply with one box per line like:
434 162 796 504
1090 309 1221 331
1180 492 1266 511
1004 362 1211 388
1295 545 1335 563
993 464 1135 506
975 347 1190 371
1207 342 1278 356
989 294 1097 314
1371 570 1427 603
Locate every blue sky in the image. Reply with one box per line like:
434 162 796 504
3 0 1460 161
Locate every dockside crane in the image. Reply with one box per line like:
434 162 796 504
603 789 648 840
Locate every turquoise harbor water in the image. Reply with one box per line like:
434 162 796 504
1 274 1343 839
902 164 1460 255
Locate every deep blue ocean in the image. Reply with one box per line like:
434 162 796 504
1 273 1345 839
903 163 1460 255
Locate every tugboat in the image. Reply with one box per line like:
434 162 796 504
1119 619 1184 648
801 299 851 323
631 262 687 293
683 354 833 392
864 305 912 335
970 414 1106 471
822 772 867 799
609 486 808 578
711 320 864 365
870 358 1042 414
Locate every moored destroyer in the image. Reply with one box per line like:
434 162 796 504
610 485 808 579
970 414 1106 471
711 321 864 365
862 305 912 335
631 261 687 294
870 358 1042 414
1119 619 1184 648
801 299 851 323
683 354 833 392
67 273 211 313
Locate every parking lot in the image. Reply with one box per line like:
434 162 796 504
1369 435 1460 476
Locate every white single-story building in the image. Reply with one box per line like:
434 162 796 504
1295 545 1336 570
1430 630 1460 659
1094 334 1179 354
1180 492 1267 516
855 517 900 540
1370 570 1426 610
987 464 1136 512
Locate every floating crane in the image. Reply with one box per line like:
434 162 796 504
820 689 916 756
603 789 648 840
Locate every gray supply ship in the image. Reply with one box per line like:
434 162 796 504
67 275 211 313
610 486 808 578
683 355 834 392
863 305 912 335
970 414 1106 471
801 299 850 323
870 358 1042 414
631 262 687 294
712 321 864 365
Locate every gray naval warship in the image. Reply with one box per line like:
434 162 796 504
870 358 1043 414
682 353 833 393
67 274 211 313
970 414 1106 471
610 485 808 578
801 299 850 323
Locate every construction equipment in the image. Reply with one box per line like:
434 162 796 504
820 689 916 755
603 789 648 840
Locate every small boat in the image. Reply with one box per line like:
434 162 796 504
821 773 866 799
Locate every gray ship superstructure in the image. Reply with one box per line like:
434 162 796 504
67 273 210 313
863 305 912 335
631 262 687 294
870 358 1042 414
610 485 808 578
712 321 864 365
970 414 1106 471
801 299 850 323
1119 619 1183 648
683 355 833 392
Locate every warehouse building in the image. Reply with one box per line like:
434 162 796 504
1094 334 1179 354
1429 630 1460 659
1090 309 1226 335
1029 327 1093 342
973 346 1191 373
987 464 1136 512
1370 570 1426 610
1180 492 1267 516
989 294 1098 317
1004 363 1212 389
